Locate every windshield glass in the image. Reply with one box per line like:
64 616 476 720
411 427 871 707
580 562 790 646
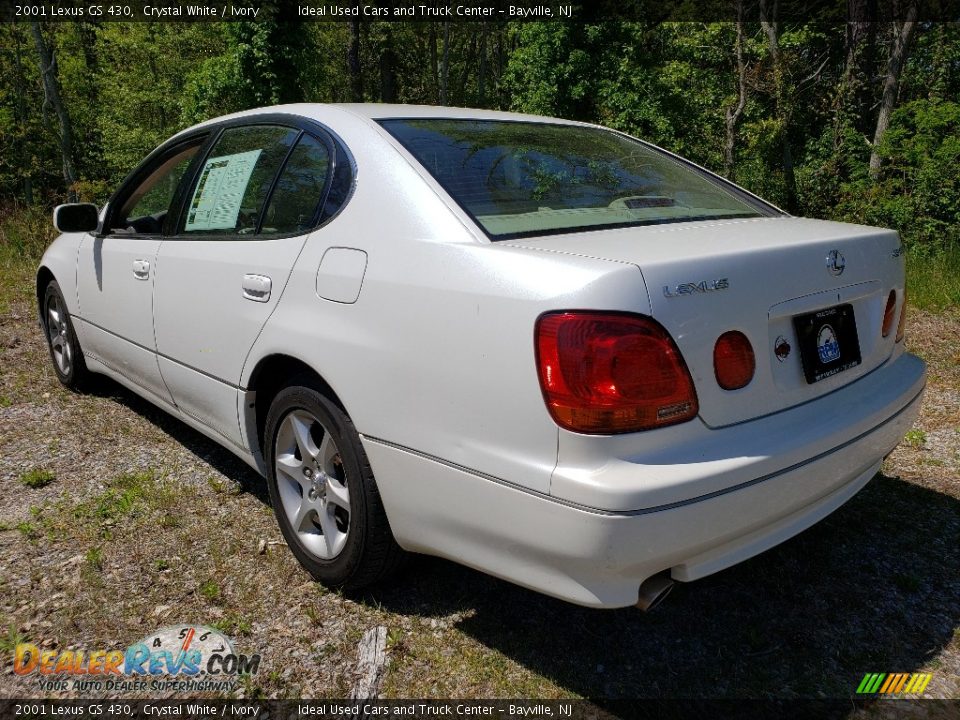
379 119 773 240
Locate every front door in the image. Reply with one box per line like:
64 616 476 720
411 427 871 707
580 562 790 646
76 138 205 406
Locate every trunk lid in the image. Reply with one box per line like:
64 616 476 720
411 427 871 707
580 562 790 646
508 216 905 428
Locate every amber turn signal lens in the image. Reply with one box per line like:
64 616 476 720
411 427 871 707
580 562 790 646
882 290 897 338
714 331 755 391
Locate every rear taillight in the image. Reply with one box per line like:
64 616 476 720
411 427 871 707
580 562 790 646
535 312 698 434
882 290 897 338
896 291 907 343
713 331 755 390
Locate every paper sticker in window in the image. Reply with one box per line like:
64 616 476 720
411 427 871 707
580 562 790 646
185 149 262 231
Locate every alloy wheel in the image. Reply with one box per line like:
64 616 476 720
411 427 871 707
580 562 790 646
274 409 351 560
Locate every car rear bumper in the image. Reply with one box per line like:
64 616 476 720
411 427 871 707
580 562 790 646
364 351 925 608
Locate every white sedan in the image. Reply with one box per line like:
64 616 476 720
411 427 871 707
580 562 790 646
39 104 926 609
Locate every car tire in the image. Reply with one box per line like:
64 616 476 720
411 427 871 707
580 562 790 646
42 280 90 391
264 383 406 590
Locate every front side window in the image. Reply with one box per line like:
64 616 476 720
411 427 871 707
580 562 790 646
379 119 774 240
110 140 203 235
183 125 299 235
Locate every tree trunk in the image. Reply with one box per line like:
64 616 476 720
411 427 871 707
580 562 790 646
477 26 487 107
869 7 918 180
379 25 397 102
348 18 363 102
759 0 797 212
429 24 439 103
833 0 871 138
723 3 748 180
13 25 33 204
440 21 450 105
30 22 77 201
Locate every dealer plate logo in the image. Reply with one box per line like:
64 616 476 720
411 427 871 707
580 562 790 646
816 324 841 363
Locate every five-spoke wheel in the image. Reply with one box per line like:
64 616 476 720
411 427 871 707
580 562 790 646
42 280 89 390
274 409 351 560
264 383 405 590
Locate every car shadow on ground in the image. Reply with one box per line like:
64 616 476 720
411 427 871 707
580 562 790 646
93 378 958 702
86 377 268 504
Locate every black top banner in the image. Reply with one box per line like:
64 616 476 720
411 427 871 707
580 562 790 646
2 0 958 23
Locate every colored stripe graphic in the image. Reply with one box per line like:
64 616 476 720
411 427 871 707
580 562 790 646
856 674 878 693
856 672 932 695
910 674 932 694
879 674 896 693
891 674 909 693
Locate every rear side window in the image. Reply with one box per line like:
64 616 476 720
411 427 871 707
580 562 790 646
379 119 774 240
183 125 298 235
261 134 331 234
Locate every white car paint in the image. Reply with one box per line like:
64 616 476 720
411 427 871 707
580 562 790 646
39 103 926 608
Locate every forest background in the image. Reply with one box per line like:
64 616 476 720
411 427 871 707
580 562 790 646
1 10 958 306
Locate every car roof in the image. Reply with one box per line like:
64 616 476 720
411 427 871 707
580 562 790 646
328 103 585 125
174 103 589 140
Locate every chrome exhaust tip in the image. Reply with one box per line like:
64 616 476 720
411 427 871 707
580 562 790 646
636 574 674 612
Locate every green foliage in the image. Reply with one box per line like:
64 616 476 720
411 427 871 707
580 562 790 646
19 468 55 489
833 100 960 255
200 579 221 602
84 546 104 571
903 429 927 449
212 611 252 637
0 18 956 306
907 246 960 312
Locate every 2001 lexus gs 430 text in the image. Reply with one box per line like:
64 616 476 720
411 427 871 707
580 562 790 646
38 104 926 609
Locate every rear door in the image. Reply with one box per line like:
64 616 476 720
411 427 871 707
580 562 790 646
153 121 334 446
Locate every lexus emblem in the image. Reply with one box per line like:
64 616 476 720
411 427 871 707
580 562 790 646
826 249 846 276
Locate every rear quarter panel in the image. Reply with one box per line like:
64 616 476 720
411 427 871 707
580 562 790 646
243 110 650 494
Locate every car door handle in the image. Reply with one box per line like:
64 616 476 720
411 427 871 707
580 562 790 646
242 274 272 302
132 259 150 280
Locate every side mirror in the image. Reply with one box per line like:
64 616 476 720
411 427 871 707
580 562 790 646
53 203 99 233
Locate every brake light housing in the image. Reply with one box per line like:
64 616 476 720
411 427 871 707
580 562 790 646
896 290 907 343
713 331 756 390
535 312 699 434
882 289 897 338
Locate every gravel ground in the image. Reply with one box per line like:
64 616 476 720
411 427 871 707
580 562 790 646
0 292 957 701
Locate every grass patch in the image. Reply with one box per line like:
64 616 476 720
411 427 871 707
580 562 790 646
0 624 28 654
85 546 104 572
19 468 55 489
0 205 55 314
29 469 176 542
907 247 960 312
904 428 928 449
16 521 39 541
212 611 252 637
199 580 221 603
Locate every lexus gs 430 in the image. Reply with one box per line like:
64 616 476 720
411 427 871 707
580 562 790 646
38 104 926 609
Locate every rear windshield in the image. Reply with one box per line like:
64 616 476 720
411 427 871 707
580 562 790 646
379 119 774 240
